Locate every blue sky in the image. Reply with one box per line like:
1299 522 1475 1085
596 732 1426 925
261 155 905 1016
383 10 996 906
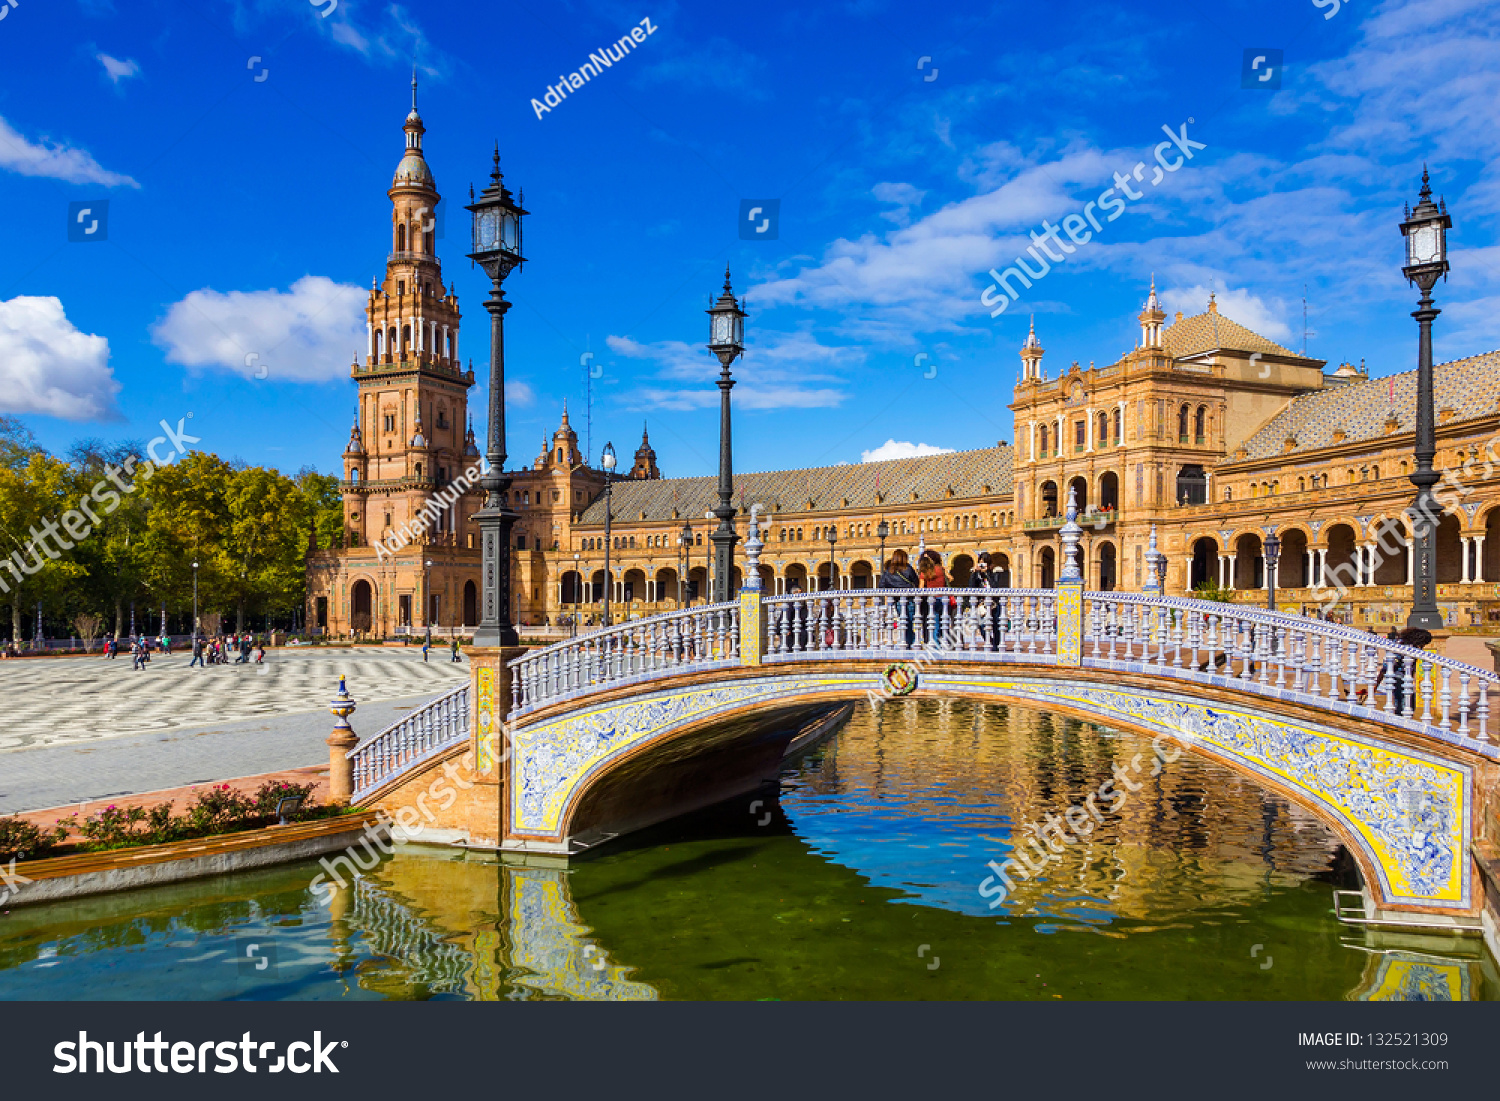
2 0 1498 479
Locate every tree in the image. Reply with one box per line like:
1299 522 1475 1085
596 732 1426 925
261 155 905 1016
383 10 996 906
0 450 89 642
138 451 234 630
296 467 344 552
224 466 313 631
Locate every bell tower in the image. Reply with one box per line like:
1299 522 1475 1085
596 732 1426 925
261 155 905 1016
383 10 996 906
343 78 479 552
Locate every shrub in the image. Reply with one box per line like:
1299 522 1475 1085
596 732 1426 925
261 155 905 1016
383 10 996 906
250 780 317 820
0 816 67 862
182 785 256 835
72 805 151 848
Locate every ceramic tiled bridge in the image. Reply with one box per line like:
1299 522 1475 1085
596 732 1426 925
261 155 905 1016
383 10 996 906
348 585 1500 926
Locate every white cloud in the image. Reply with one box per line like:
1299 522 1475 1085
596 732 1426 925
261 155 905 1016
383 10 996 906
1160 285 1296 345
318 1 447 78
0 115 138 187
605 330 859 410
152 276 366 382
0 297 120 421
507 379 535 407
96 53 140 84
860 439 956 463
872 181 927 226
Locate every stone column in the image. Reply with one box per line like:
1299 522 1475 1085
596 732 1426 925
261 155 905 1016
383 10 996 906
1086 408 1095 452
1028 420 1037 463
1461 537 1472 584
1318 547 1329 588
1477 535 1486 583
1405 538 1415 585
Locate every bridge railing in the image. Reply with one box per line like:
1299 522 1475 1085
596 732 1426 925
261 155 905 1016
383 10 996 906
510 601 740 714
349 681 470 802
504 587 1499 756
758 588 1496 753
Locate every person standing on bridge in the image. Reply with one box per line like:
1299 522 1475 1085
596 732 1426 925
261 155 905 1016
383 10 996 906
879 549 919 647
917 550 950 646
969 551 1003 648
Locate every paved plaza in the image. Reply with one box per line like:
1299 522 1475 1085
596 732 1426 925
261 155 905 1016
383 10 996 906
0 647 466 814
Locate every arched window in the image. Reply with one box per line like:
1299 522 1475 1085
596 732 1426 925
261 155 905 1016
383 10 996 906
1194 405 1207 441
1112 408 1121 443
1097 411 1109 443
1372 465 1380 480
397 224 406 251
1297 477 1305 492
1177 404 1190 441
349 469 359 483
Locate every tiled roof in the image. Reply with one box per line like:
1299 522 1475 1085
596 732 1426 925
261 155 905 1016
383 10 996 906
1163 309 1300 359
577 445 1015 526
1237 350 1500 461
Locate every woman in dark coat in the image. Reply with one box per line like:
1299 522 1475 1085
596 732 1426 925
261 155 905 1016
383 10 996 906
878 549 919 646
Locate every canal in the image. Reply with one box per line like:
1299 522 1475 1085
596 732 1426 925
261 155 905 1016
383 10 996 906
0 698 1492 1000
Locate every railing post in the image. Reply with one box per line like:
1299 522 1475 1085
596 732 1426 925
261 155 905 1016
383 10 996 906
1057 485 1085 667
474 640 528 849
327 675 358 804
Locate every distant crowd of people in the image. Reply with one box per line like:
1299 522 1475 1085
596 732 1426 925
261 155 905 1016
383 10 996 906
96 632 268 670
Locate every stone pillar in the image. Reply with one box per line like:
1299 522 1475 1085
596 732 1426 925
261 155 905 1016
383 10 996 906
1086 408 1095 452
1477 535 1486 583
1406 538 1415 585
1028 420 1036 463
1319 547 1329 588
1461 537 1472 584
326 676 358 804
472 643 529 850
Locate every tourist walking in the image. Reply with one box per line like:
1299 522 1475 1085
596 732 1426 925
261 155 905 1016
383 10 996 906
450 636 461 663
189 635 204 668
254 639 266 664
421 636 431 662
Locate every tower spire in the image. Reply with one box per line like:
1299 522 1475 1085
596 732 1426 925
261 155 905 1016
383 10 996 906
411 66 418 111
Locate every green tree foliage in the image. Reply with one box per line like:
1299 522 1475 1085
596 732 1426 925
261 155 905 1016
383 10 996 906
0 431 329 641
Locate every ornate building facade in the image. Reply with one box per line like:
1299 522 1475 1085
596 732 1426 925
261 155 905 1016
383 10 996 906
307 101 1500 636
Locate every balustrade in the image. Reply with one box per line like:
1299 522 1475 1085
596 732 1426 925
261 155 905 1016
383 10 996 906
348 682 470 801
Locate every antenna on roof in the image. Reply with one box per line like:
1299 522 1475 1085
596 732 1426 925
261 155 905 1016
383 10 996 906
1301 284 1317 356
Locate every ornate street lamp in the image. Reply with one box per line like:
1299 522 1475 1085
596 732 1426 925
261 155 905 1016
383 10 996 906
678 522 692 607
876 519 889 577
601 442 616 626
826 527 838 591
425 557 437 638
466 145 528 648
192 560 199 637
706 267 745 603
1263 531 1281 612
572 552 580 638
1400 167 1452 631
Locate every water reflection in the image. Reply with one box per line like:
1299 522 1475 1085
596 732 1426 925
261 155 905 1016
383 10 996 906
0 698 1490 1001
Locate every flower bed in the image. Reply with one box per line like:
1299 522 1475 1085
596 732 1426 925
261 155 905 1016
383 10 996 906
0 781 350 863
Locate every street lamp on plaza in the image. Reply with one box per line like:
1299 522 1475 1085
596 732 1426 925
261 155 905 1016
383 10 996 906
192 561 199 637
1263 531 1281 612
706 268 745 604
877 519 889 575
601 442 616 627
678 522 692 608
572 552 580 637
826 527 838 591
424 558 436 642
1400 167 1452 631
466 144 528 648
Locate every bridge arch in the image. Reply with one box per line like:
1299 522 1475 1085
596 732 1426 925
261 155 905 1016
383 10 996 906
508 663 1476 916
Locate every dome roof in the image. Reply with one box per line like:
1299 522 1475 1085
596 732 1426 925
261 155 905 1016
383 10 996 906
393 152 433 188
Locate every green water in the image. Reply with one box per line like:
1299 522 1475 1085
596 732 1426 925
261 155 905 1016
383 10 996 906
0 698 1492 1001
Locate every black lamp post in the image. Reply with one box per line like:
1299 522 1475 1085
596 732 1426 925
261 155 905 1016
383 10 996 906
1263 531 1281 612
466 145 527 648
572 553 580 638
826 527 838 591
601 442 616 626
678 522 692 607
191 560 199 637
1401 167 1452 631
706 268 745 603
877 519 889 576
